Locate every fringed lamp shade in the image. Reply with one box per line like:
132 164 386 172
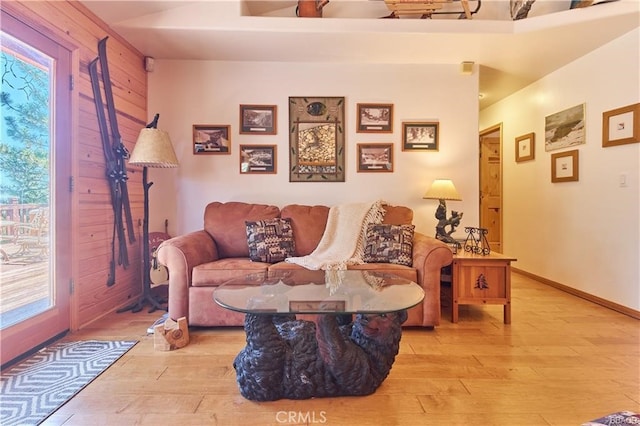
423 179 461 201
129 128 179 168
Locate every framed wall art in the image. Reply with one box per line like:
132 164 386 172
239 104 277 135
357 143 393 172
288 96 345 182
193 124 230 154
602 102 640 147
545 103 585 152
551 149 579 183
239 144 277 174
289 300 345 312
402 121 439 151
515 132 535 162
356 103 393 133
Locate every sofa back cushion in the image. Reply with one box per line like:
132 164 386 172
280 204 330 256
382 204 413 225
280 203 413 256
204 202 280 258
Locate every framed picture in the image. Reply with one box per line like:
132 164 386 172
545 103 585 152
289 300 346 312
515 132 535 162
402 122 439 151
357 143 393 172
288 96 345 182
193 124 230 154
239 104 277 135
239 144 277 174
602 102 640 147
551 149 579 183
356 103 393 133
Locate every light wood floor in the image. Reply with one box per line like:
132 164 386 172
41 273 639 426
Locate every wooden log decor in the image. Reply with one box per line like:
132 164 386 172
384 0 472 19
154 316 189 351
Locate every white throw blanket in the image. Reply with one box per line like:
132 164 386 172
285 200 385 271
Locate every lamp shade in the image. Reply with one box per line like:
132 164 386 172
423 179 462 201
129 128 179 168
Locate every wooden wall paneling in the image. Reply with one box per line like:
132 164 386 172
76 252 116 279
79 208 113 228
77 143 106 165
77 224 111 245
1 1 148 329
77 269 143 323
79 160 109 179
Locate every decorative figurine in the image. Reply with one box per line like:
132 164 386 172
434 200 463 248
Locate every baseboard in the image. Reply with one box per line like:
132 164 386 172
1 330 68 370
512 267 640 320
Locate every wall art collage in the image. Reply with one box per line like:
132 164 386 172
192 96 442 181
514 102 639 183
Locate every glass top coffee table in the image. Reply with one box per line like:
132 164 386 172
213 269 424 315
214 269 424 401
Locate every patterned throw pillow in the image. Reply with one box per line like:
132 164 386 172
363 224 415 267
245 218 295 263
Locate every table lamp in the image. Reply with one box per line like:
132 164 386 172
423 179 463 247
120 115 178 313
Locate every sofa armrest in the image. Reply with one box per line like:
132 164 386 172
157 230 218 320
412 231 454 326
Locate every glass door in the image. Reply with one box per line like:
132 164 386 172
0 11 72 366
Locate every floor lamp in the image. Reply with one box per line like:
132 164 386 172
119 119 178 313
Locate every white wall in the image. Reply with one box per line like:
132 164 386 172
148 61 479 238
480 28 640 311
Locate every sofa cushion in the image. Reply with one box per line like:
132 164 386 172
363 224 415 266
382 204 413 225
280 204 330 256
245 218 296 263
204 202 280 258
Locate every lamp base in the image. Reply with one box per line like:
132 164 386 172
117 165 167 314
434 199 463 248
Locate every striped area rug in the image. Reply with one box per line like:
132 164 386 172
0 340 137 426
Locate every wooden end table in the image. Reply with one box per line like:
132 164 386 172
451 251 517 324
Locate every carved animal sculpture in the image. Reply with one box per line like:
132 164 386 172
233 310 408 401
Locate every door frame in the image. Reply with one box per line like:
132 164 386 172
478 123 503 253
1 9 75 367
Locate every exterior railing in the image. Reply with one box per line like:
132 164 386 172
1 199 48 238
1 198 47 222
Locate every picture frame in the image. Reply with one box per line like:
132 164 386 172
402 121 439 151
602 102 640 147
193 124 230 154
356 103 393 133
357 143 393 172
289 300 346 312
545 103 586 152
515 132 535 162
288 96 345 182
239 104 277 135
239 144 277 174
551 149 579 183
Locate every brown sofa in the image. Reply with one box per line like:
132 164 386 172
157 201 453 328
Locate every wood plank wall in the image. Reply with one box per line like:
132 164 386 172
1 1 148 329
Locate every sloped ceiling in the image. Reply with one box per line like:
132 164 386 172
80 0 639 109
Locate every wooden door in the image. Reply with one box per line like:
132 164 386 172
479 125 503 253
